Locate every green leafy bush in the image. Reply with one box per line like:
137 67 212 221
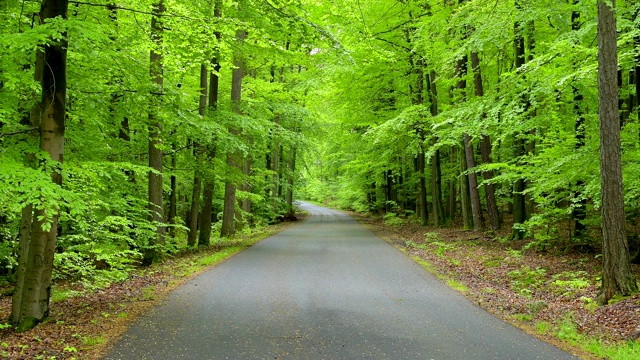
383 212 403 227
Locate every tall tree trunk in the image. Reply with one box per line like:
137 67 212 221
286 148 296 216
168 147 177 238
187 175 202 246
220 29 246 237
272 117 280 215
512 0 527 239
11 0 69 331
408 52 428 225
446 148 457 221
456 51 483 230
426 70 444 225
571 5 587 239
241 157 252 215
471 52 499 230
417 150 429 225
143 0 166 265
597 0 638 304
431 148 445 226
187 63 208 246
199 0 222 246
459 146 473 229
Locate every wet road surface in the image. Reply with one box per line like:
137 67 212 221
105 202 578 359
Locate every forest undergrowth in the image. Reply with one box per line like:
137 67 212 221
0 220 299 360
351 212 640 360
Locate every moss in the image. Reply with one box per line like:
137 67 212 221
15 317 40 333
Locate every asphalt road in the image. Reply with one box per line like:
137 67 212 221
105 202 578 360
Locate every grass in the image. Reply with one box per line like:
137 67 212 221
447 279 468 293
82 335 105 347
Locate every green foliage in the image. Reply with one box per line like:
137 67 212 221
551 271 591 297
383 213 403 227
507 266 547 298
429 241 458 258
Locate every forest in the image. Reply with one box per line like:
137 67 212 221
1 0 639 355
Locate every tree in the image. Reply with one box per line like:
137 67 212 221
220 29 247 237
11 0 69 332
143 0 166 266
597 0 638 303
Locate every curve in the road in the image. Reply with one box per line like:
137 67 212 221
105 201 578 360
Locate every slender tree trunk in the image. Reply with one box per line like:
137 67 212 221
187 63 209 246
431 149 445 226
463 135 484 230
168 148 177 238
460 146 473 229
426 70 444 225
187 176 202 246
455 51 483 230
597 0 638 304
241 157 252 214
470 52 499 230
408 53 428 225
220 29 246 237
417 150 428 225
447 148 457 221
272 118 280 215
11 0 69 331
143 0 166 265
199 0 222 246
512 0 527 239
286 148 296 216
198 158 215 246
571 5 587 239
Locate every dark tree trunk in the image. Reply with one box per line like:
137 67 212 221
597 0 638 304
512 0 527 239
571 5 587 239
460 146 473 229
199 0 222 246
286 148 296 216
426 70 444 225
220 29 246 237
144 0 166 265
198 165 215 246
11 0 69 331
187 63 208 245
446 148 457 221
455 51 483 230
168 148 177 238
187 176 202 247
272 117 280 215
471 51 499 230
431 149 445 226
417 150 428 225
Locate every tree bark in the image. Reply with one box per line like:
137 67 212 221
512 0 527 239
220 29 246 237
187 63 208 246
447 148 457 221
199 0 222 246
431 148 445 226
286 148 296 216
168 148 177 238
571 5 587 239
455 51 483 230
143 0 166 265
597 0 638 304
460 146 473 229
11 0 68 331
471 51 499 230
